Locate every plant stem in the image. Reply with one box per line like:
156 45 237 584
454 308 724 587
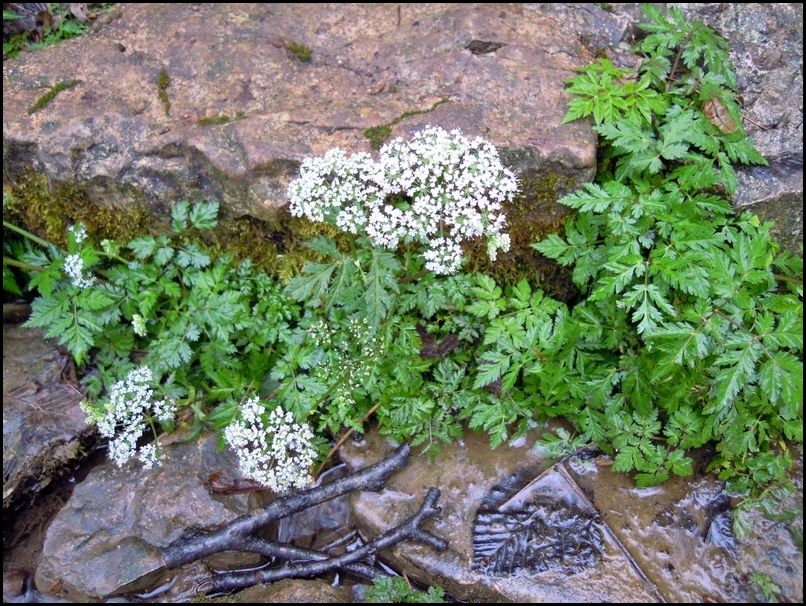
3 256 45 272
313 401 382 481
3 220 55 249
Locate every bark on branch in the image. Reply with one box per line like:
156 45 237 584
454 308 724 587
204 487 447 594
160 442 447 596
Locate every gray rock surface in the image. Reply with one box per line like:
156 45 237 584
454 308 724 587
2 325 90 510
565 453 803 603
3 3 604 224
207 579 350 603
34 431 260 601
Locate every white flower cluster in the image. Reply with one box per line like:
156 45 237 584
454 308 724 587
93 366 176 468
288 126 518 274
63 253 97 289
224 397 317 494
68 223 88 245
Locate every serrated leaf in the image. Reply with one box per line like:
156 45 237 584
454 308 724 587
284 261 337 303
474 351 511 389
128 236 157 260
171 200 190 232
189 201 219 230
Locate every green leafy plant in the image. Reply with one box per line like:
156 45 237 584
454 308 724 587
363 576 445 603
529 5 802 491
12 202 299 444
3 4 96 60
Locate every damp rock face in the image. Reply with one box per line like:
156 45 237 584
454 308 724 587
2 326 91 511
2 4 604 224
34 432 259 601
340 431 660 603
565 453 804 603
612 3 803 249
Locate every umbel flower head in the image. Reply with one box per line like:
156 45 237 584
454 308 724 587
288 126 518 274
224 396 317 494
81 366 176 469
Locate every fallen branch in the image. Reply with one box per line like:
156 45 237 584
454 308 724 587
162 442 412 569
161 442 447 596
239 537 379 580
203 487 447 594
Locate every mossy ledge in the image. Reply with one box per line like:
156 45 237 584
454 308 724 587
4 172 350 281
27 80 80 115
4 169 578 297
363 99 449 150
464 170 580 302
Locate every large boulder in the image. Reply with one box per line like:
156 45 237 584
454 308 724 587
3 3 604 224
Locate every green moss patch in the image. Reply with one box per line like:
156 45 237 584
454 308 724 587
157 68 171 116
285 42 312 62
362 99 448 150
27 80 80 115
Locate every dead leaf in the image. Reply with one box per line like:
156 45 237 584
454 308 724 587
702 98 739 134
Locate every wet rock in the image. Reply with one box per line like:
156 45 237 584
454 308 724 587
564 454 803 603
206 579 349 603
35 432 261 601
2 325 91 511
341 430 660 602
2 4 602 224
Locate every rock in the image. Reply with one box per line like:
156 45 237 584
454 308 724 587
2 325 91 511
678 3 803 250
3 4 602 225
563 453 804 603
205 579 349 603
340 430 661 602
34 431 262 601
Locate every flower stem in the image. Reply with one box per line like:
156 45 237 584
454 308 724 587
3 220 55 249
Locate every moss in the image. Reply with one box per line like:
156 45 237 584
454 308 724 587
4 173 151 248
285 42 312 62
362 99 449 150
203 213 351 281
157 68 171 116
464 171 580 302
197 114 231 126
196 112 246 126
362 125 393 150
4 170 352 284
27 80 80 115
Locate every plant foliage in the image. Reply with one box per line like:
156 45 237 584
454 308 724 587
532 5 802 492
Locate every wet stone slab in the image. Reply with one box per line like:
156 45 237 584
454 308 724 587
343 430 803 603
34 431 263 601
565 452 804 603
340 431 660 602
2 325 91 511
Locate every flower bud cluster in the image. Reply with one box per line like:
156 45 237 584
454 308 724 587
63 254 97 289
224 397 317 494
288 126 518 274
85 366 176 468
